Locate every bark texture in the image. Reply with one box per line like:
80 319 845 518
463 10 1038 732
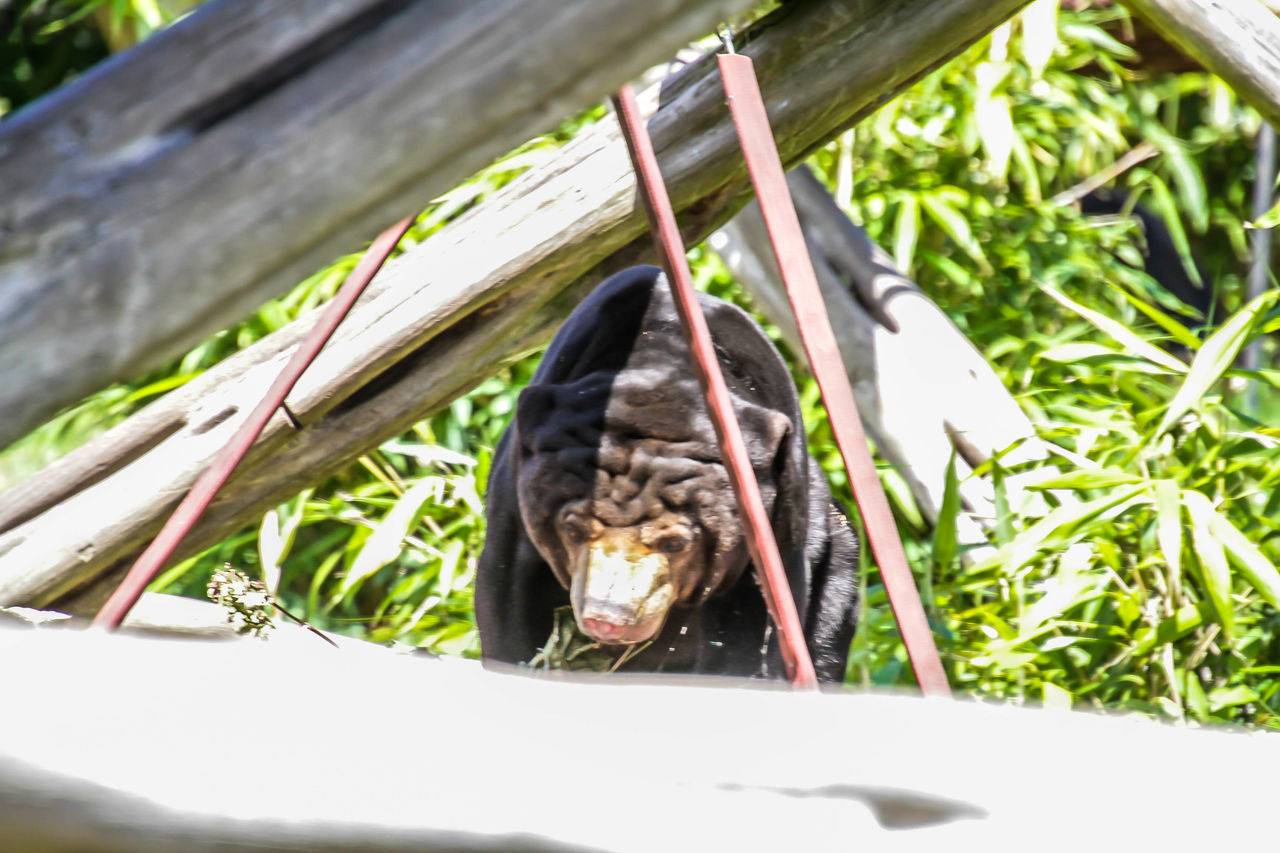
0 0 758 447
0 0 1032 612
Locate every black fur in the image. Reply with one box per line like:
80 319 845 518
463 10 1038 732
1081 189 1221 332
475 266 860 682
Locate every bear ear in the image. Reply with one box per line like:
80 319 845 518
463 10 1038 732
515 384 555 451
516 378 609 453
739 405 793 474
536 266 662 383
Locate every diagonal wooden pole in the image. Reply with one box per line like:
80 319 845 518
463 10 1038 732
1123 0 1280 129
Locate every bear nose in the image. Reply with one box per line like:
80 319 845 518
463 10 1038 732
581 617 629 642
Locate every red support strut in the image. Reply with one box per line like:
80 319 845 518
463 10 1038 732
612 84 819 688
92 216 416 630
718 53 951 697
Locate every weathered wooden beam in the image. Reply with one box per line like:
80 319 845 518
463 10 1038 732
0 0 1032 612
1122 0 1280 128
0 0 758 450
0 625 1276 850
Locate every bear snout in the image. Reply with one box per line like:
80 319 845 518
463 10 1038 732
580 616 632 643
569 534 675 645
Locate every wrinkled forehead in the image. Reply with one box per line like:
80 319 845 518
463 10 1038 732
518 356 785 507
599 437 727 526
523 436 726 522
595 435 717 479
600 367 714 446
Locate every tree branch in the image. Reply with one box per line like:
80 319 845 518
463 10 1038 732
0 0 1034 612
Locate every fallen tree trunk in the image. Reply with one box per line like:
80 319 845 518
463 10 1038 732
713 168 1057 559
1122 0 1280 128
0 0 759 449
0 624 1276 850
0 0 1033 613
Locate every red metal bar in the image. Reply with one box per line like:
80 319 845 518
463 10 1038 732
612 84 818 688
92 215 416 629
718 53 951 697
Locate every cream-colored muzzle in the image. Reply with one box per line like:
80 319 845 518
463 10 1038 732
570 531 675 645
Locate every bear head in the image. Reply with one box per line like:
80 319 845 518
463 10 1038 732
514 361 791 647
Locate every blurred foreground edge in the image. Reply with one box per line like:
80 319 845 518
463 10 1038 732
0 620 1275 852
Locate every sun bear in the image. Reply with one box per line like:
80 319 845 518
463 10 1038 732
475 265 859 682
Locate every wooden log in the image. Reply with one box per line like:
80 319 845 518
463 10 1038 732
0 624 1276 850
1122 0 1280 128
3 591 358 645
0 0 759 450
712 168 1059 559
1068 0 1280 75
0 0 1033 612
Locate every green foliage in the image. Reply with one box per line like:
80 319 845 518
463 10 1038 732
4 4 1279 725
0 67 588 654
0 0 197 119
800 5 1280 724
528 606 652 673
133 115 587 653
0 0 107 116
143 142 563 653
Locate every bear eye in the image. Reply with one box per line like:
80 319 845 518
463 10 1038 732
562 518 591 543
655 534 688 554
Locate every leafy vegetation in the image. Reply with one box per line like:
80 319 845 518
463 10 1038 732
0 0 201 116
1 0 107 115
3 2 1279 725
802 3 1280 723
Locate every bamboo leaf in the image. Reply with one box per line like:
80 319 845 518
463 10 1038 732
1184 490 1235 641
341 479 442 596
259 510 286 588
1246 195 1280 230
1059 22 1138 60
974 79 1014 180
1146 126 1208 234
1146 174 1203 286
991 457 1014 547
1155 290 1280 436
932 450 962 572
919 250 976 289
257 489 311 594
1207 684 1259 713
1206 507 1280 610
124 373 200 404
1037 282 1187 372
1018 549 1101 637
920 190 991 272
1035 342 1120 362
893 194 920 271
1112 286 1202 350
1035 343 1175 375
1018 0 1058 79
1184 670 1210 720
978 485 1146 575
1131 603 1202 657
1041 681 1072 710
1009 133 1042 202
1029 468 1143 490
381 441 477 468
1153 479 1183 597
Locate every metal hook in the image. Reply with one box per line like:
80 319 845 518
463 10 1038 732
719 24 735 55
